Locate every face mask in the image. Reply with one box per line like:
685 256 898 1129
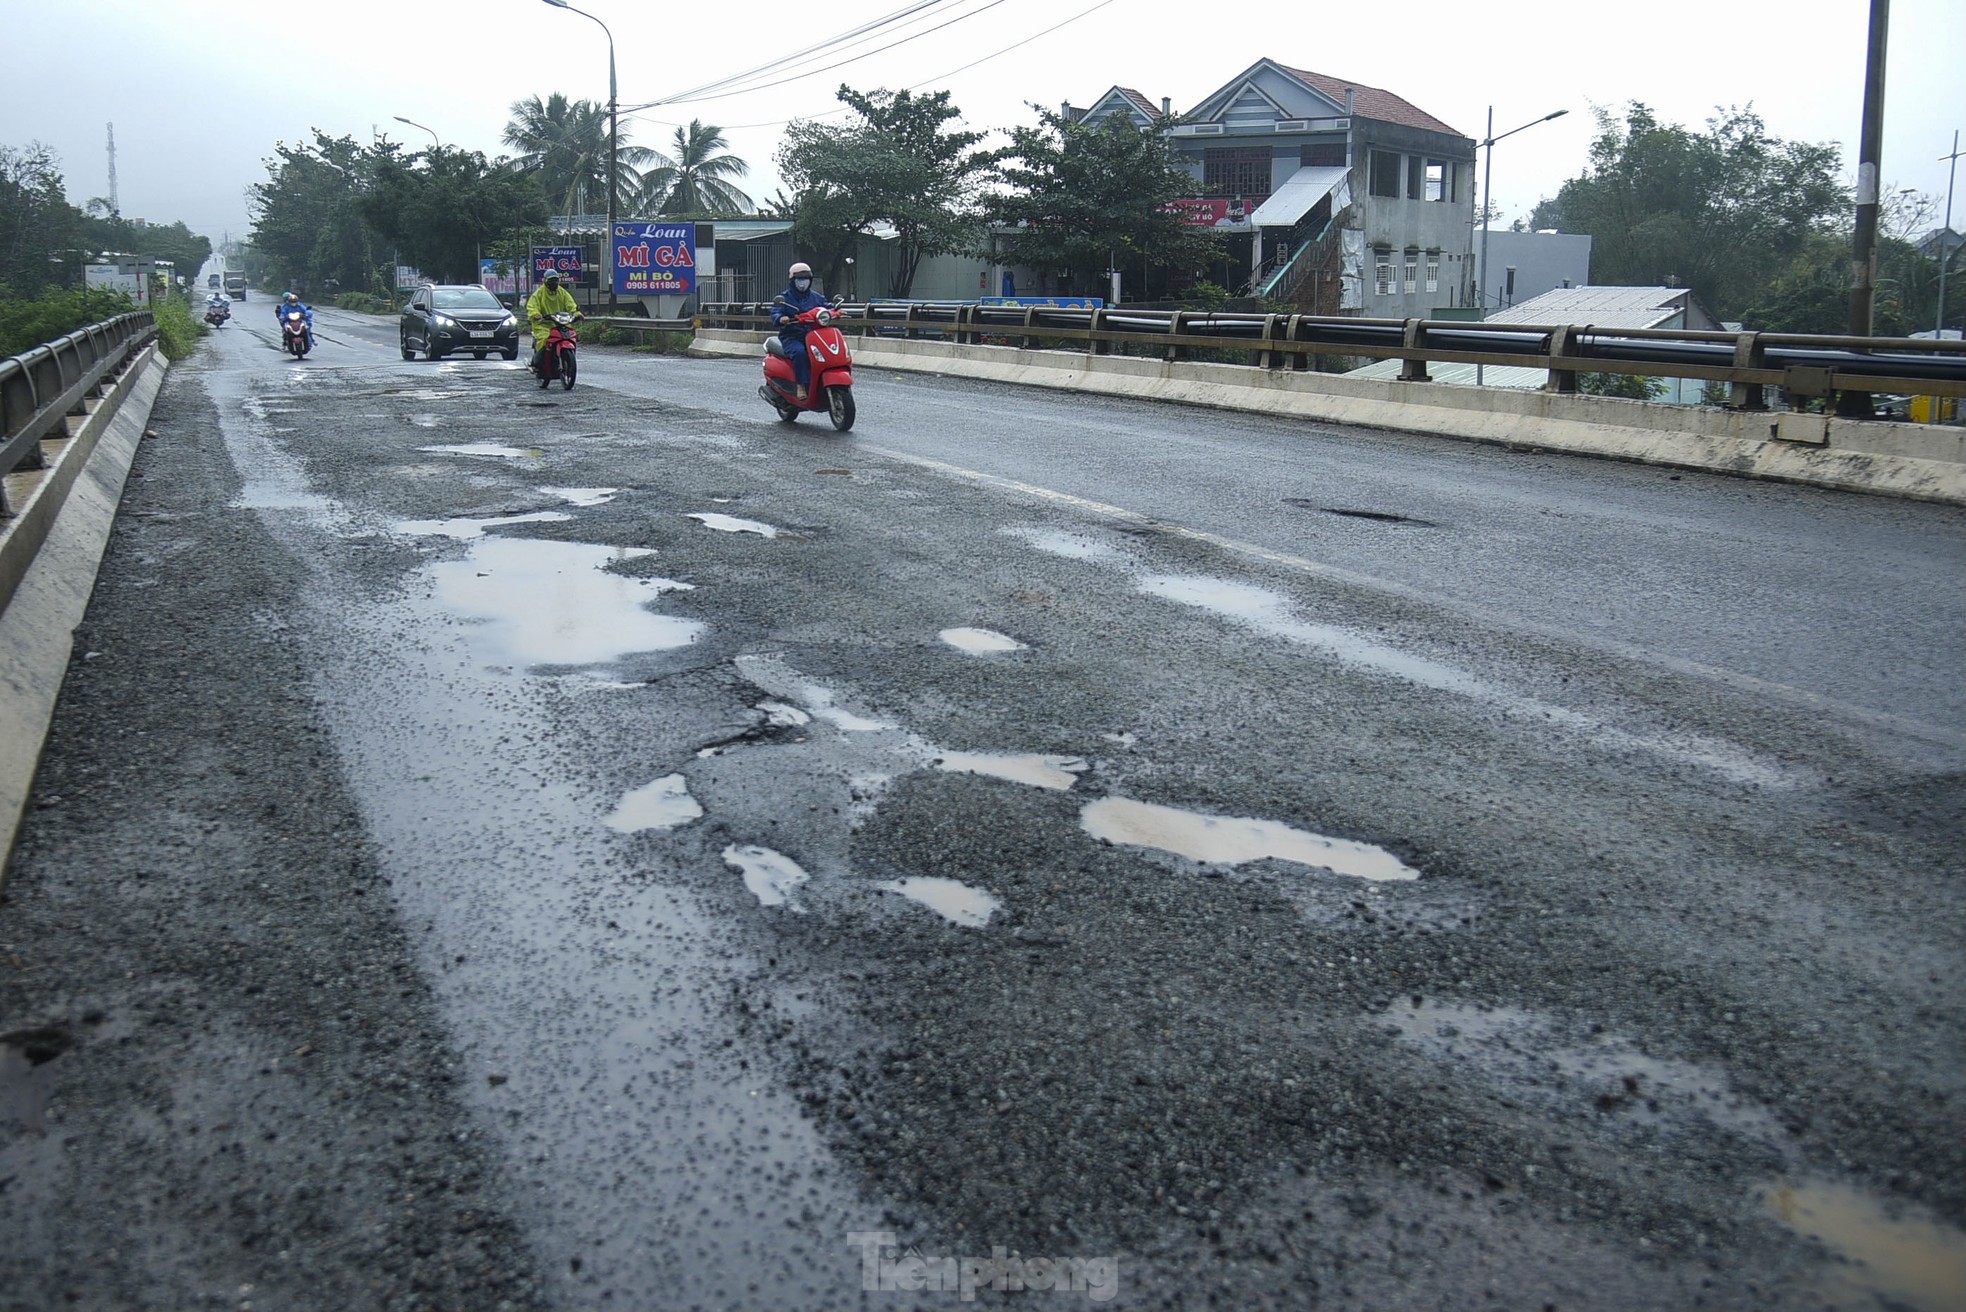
793 278 811 292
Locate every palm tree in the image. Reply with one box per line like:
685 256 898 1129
635 121 754 216
503 93 655 216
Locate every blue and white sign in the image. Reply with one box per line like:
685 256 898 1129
613 221 695 296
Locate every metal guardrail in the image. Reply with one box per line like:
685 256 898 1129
700 302 1966 408
1 312 158 511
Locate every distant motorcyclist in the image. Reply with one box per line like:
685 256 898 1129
525 269 580 375
276 291 314 351
769 261 826 400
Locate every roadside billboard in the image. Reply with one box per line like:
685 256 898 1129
479 258 518 295
612 221 695 297
532 246 583 282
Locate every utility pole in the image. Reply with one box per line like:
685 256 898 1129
1938 130 1961 336
105 123 118 216
1839 0 1889 416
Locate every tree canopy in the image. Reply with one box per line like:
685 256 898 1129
636 120 753 216
984 107 1218 298
362 145 547 283
502 94 656 217
1528 104 1847 323
1 140 209 299
251 131 548 294
777 86 999 298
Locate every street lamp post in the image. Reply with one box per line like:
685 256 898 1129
1938 130 1962 336
1475 106 1567 385
543 0 617 316
393 116 441 149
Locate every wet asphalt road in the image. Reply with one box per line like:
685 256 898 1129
1 304 1962 1312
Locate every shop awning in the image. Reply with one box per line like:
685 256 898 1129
1247 165 1349 228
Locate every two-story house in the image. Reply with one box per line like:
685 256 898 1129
1073 61 1475 316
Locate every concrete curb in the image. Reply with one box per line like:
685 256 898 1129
691 329 1966 504
0 344 167 875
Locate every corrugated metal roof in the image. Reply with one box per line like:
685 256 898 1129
1246 165 1348 228
1345 358 1550 389
1281 67 1463 138
1486 287 1692 328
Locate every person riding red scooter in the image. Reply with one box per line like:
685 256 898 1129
761 261 855 430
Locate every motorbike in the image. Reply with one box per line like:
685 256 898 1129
204 301 230 327
760 296 855 432
533 311 580 389
281 309 312 359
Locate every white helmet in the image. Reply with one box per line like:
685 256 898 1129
789 262 812 278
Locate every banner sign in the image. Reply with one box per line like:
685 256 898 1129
1164 198 1251 228
533 245 583 281
612 221 695 296
479 258 518 294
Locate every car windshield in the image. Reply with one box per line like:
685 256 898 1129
433 288 502 310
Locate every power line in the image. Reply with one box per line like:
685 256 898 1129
619 0 949 113
638 0 1012 111
665 0 1116 134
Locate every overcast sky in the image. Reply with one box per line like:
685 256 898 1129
6 0 1961 245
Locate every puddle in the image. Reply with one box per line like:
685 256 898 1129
877 877 1001 928
429 537 701 667
1140 573 1795 789
689 512 780 538
1766 1179 1966 1312
605 774 703 832
723 845 808 910
939 627 1026 655
938 752 1088 791
232 482 334 513
390 388 473 401
393 510 573 540
1081 796 1420 881
734 654 892 731
418 443 544 459
409 414 442 428
1101 731 1137 747
1004 525 1128 563
543 487 618 507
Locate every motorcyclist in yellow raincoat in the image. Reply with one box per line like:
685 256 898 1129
525 268 581 374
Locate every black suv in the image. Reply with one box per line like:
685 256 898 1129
400 284 520 361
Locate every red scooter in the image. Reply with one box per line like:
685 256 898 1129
534 311 580 389
281 309 311 358
760 297 855 431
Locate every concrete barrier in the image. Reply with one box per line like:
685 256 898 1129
692 329 1966 504
0 342 167 871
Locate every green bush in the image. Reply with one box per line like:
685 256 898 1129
630 331 696 354
152 295 206 361
1579 371 1667 400
332 292 395 314
0 285 140 357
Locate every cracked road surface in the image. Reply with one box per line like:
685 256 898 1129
2 305 1962 1310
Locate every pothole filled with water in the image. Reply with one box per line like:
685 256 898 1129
1081 796 1419 881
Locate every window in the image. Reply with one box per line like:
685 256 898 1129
1374 252 1394 296
1407 157 1424 200
1368 150 1401 198
1402 252 1418 295
1425 253 1440 293
1300 140 1346 168
1424 160 1447 202
1203 147 1274 200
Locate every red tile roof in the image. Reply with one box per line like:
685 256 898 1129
1116 87 1160 119
1281 66 1464 138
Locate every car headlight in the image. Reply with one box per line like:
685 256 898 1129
499 314 517 329
432 313 458 328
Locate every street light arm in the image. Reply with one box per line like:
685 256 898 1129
1482 108 1568 150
